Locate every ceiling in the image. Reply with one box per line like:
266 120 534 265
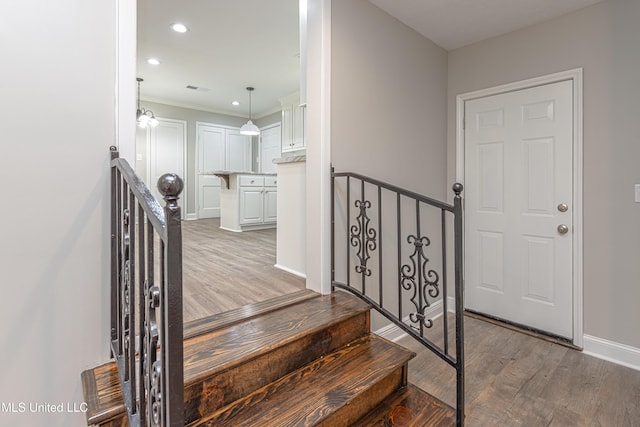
137 0 300 118
368 0 604 51
137 0 603 117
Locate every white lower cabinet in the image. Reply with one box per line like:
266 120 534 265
220 174 277 231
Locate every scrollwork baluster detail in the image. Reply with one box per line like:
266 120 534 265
350 199 377 277
401 234 441 330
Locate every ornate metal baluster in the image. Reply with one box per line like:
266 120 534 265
401 233 441 335
350 183 377 293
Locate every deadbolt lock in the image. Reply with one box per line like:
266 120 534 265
557 203 569 212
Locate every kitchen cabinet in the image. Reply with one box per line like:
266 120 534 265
218 174 277 232
279 92 306 153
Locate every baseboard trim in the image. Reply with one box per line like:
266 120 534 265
274 264 306 279
185 213 198 221
583 334 640 372
374 297 455 342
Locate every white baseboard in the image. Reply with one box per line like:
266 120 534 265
274 264 306 279
374 297 456 342
583 335 640 372
185 213 198 221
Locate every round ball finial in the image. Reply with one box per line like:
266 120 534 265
452 182 463 196
157 173 184 200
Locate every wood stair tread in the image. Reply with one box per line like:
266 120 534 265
183 291 371 385
193 334 416 427
353 383 456 426
82 291 372 426
183 289 319 340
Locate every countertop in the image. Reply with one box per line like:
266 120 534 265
273 155 306 164
201 170 277 176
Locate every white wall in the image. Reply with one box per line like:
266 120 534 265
0 1 115 426
447 0 640 348
331 0 448 198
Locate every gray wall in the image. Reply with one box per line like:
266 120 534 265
447 0 640 347
331 0 448 199
331 0 448 330
135 102 248 216
0 1 114 425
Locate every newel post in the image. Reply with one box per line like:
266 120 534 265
110 146 120 345
452 182 465 426
157 173 184 427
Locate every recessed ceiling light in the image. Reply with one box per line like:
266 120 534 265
171 23 188 33
232 101 240 106
147 58 160 65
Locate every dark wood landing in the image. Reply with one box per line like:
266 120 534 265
193 335 415 427
82 291 454 427
82 291 371 426
353 383 455 426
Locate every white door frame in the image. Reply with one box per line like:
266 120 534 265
146 117 188 217
455 68 583 346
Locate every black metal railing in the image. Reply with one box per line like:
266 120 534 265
110 146 184 427
331 169 465 426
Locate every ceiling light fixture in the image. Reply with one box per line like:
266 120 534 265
239 87 260 136
171 23 188 33
232 101 240 106
136 78 159 129
147 58 160 65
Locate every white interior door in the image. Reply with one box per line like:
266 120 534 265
464 80 573 339
147 119 186 217
197 124 225 218
261 124 282 174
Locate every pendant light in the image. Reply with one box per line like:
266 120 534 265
136 78 159 128
240 87 260 136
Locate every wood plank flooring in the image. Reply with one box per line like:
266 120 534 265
396 315 640 426
182 218 305 323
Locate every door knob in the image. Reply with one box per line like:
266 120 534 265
557 203 568 212
557 224 569 235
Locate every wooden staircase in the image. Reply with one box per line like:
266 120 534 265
81 291 454 426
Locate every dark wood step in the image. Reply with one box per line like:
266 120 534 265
193 334 416 427
81 291 371 426
353 383 456 426
183 289 319 340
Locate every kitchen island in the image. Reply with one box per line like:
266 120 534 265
203 171 277 232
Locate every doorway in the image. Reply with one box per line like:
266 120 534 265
456 69 583 344
147 118 187 217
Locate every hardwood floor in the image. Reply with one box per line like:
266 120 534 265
397 315 640 426
182 218 305 323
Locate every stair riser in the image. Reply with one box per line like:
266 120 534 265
183 310 370 425
316 364 408 427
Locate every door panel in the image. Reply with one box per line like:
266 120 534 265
148 119 186 216
239 188 263 225
464 80 573 339
197 125 225 218
261 125 281 174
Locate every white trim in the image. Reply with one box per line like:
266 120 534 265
305 0 332 295
583 335 640 372
115 0 136 164
374 297 456 342
455 68 584 346
274 264 307 279
185 213 198 221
